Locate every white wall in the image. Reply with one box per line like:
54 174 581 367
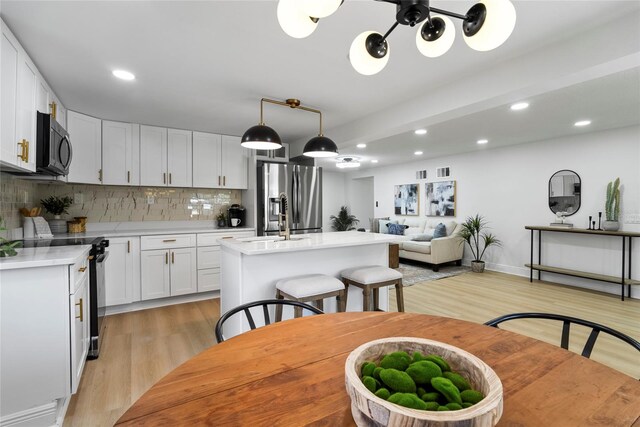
347 176 374 230
347 125 640 299
322 170 347 231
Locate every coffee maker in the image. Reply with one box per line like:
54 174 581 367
227 204 246 228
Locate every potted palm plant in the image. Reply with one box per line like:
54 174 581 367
41 195 73 234
458 214 501 273
330 206 359 231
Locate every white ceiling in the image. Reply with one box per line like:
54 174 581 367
2 0 639 166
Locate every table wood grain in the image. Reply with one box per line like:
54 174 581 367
116 312 640 426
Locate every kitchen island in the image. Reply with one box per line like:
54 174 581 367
219 231 397 339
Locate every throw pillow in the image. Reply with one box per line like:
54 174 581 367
433 223 447 238
388 223 408 235
379 219 398 234
411 234 433 242
370 217 390 233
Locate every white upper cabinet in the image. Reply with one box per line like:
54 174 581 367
102 121 140 186
140 125 168 186
16 55 37 172
192 132 247 189
66 111 102 184
221 135 248 189
167 129 192 187
1 27 19 169
192 131 221 188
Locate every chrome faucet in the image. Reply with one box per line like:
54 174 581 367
278 192 290 240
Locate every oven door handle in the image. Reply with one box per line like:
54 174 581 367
96 252 109 263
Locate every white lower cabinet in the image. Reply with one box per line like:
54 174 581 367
105 237 140 306
69 270 90 394
0 251 91 426
140 235 197 300
196 231 254 292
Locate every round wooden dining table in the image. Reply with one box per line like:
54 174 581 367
116 312 640 426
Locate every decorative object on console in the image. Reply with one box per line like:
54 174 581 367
0 216 21 257
241 98 338 158
426 180 456 217
548 170 581 216
330 206 359 231
550 211 573 228
40 195 73 234
458 214 501 273
277 0 516 75
603 178 621 231
394 184 419 216
588 215 592 230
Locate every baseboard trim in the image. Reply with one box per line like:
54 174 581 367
106 291 220 315
0 401 57 427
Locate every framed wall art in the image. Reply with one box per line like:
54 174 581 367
394 184 419 216
426 181 456 216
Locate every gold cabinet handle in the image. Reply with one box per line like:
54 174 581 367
218 176 221 186
49 101 57 119
223 176 226 186
163 173 167 184
17 139 28 162
162 239 176 243
99 169 103 182
127 240 131 253
76 298 84 322
78 266 87 273
171 252 175 264
87 255 95 260
127 171 131 183
165 252 168 264
169 173 172 184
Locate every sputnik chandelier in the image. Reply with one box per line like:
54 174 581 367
277 0 516 75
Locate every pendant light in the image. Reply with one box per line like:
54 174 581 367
278 0 516 75
241 98 338 158
277 0 318 39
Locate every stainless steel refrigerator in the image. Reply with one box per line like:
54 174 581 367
257 162 322 236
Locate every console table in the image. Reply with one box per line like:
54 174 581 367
525 226 640 301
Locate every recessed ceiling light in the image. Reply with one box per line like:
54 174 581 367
112 69 135 81
510 102 529 111
414 151 423 155
574 120 591 127
357 143 367 148
477 139 489 144
414 129 428 135
371 159 378 163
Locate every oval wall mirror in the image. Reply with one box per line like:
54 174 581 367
548 170 581 216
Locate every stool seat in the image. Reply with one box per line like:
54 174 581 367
276 274 344 299
341 265 402 284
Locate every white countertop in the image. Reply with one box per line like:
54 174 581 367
219 231 396 255
0 245 92 270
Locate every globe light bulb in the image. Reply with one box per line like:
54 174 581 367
300 0 341 19
463 0 516 51
349 31 389 76
416 15 456 58
277 0 318 39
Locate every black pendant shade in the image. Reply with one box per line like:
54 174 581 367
303 135 339 158
241 124 283 150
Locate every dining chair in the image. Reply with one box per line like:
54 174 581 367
215 299 324 343
485 312 640 358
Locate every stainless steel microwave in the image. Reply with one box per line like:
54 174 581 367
36 112 72 175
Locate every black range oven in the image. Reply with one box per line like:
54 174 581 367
20 236 109 358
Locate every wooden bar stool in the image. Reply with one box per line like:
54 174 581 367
341 266 404 312
275 274 346 320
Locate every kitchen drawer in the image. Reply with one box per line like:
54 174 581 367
141 234 196 250
69 252 90 293
197 246 220 270
197 268 220 292
197 231 254 247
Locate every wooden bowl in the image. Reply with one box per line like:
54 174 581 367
345 337 503 427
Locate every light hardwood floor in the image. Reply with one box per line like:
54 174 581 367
64 271 639 426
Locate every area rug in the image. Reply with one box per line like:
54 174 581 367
396 263 471 286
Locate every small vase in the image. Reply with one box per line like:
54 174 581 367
471 261 485 273
602 220 619 231
54 215 61 220
217 220 226 228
